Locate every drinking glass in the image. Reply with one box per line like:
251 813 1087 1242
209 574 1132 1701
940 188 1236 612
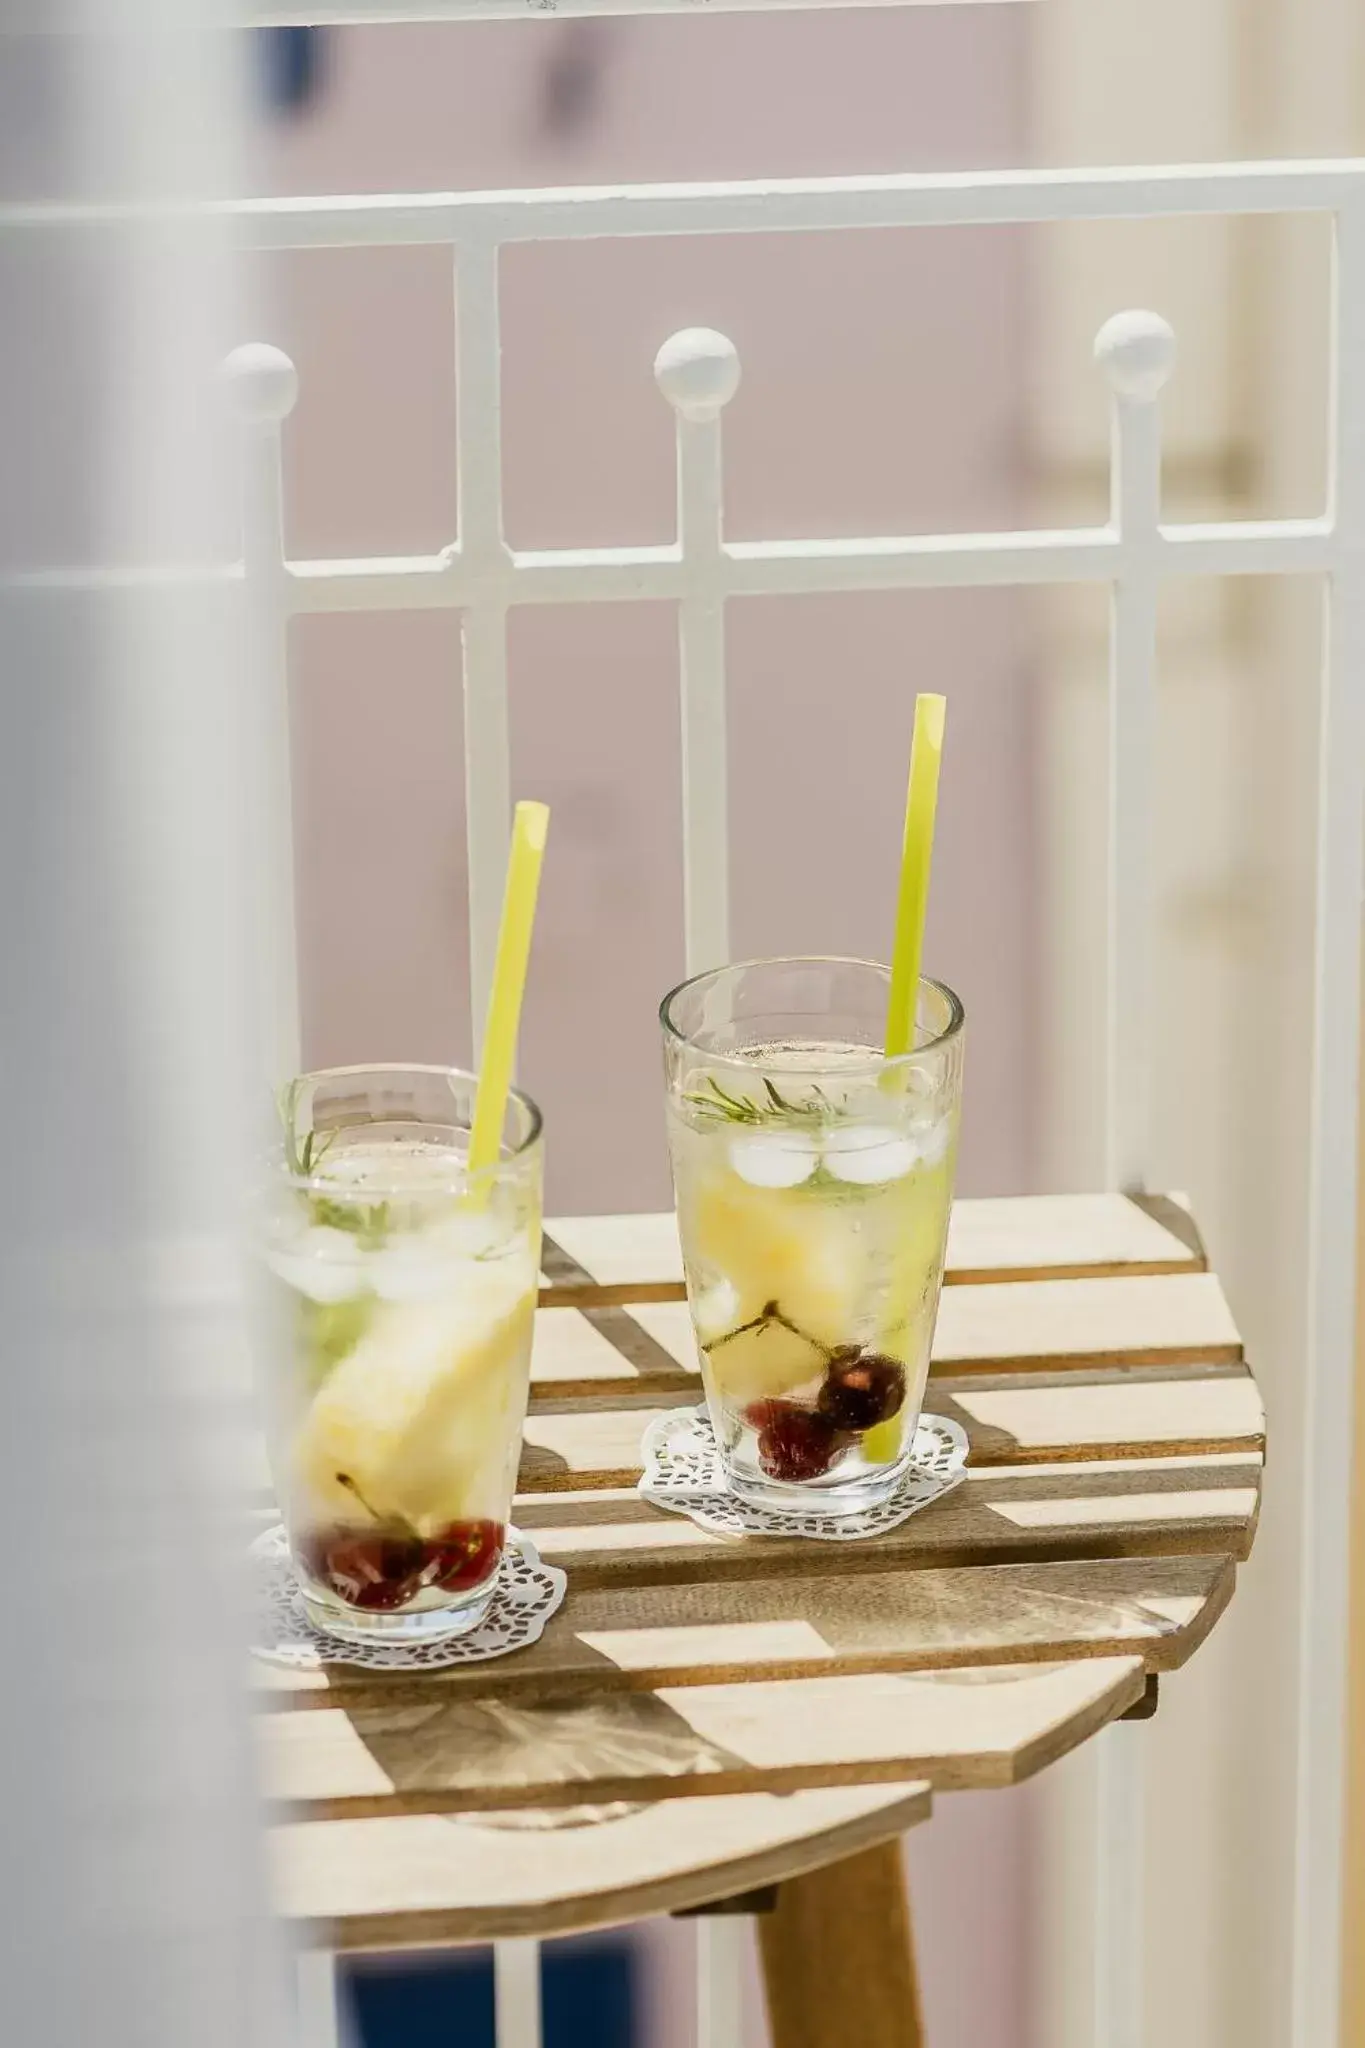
661 958 963 1513
258 1064 543 1642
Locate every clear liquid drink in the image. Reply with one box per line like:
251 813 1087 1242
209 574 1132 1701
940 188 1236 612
258 1066 542 1642
662 961 963 1513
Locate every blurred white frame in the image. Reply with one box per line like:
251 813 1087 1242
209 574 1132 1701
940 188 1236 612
1033 4 1365 2048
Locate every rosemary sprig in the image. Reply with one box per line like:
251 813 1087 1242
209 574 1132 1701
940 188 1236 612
309 1194 392 1247
278 1078 339 1179
681 1073 834 1130
277 1082 389 1245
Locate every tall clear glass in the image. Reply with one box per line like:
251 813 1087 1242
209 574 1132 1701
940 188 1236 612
662 958 964 1513
257 1065 543 1642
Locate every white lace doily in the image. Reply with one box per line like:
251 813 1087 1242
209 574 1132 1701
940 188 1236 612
639 1405 968 1541
250 1523 566 1672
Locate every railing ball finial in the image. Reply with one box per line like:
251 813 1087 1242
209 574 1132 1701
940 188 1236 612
1093 311 1176 400
654 328 741 422
222 342 300 425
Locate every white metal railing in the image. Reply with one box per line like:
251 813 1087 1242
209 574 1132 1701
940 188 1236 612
8 144 1359 2048
210 155 1365 2048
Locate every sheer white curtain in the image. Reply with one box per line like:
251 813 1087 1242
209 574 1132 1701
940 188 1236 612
0 9 293 2047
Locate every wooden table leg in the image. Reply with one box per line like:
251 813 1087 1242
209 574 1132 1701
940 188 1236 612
758 1838 924 2048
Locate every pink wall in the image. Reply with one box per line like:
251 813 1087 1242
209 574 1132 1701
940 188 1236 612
263 10 1036 2041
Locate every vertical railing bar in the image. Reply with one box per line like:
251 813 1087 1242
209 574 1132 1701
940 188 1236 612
455 236 513 1054
1090 1723 1144 2048
453 237 537 2046
1090 308 1177 2048
297 1952 354 2048
655 328 740 976
1100 315 1172 1197
461 603 513 1054
696 1918 748 2048
654 329 745 2047
494 1937 543 2048
1291 196 1365 2048
224 342 303 1082
677 590 729 977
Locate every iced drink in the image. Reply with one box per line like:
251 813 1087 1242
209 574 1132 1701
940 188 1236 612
662 960 963 1513
259 1066 542 1641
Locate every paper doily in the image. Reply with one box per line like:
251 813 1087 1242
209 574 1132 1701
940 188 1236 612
250 1523 566 1672
639 1405 968 1541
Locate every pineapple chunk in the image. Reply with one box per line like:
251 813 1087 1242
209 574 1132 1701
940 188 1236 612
686 1173 862 1400
700 1313 828 1403
292 1262 534 1534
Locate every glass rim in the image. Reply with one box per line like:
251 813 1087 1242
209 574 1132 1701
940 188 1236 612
279 1061 544 1200
658 955 965 1075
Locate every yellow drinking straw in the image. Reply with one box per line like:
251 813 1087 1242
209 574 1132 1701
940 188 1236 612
467 801 550 1185
884 693 946 1059
866 696 947 1456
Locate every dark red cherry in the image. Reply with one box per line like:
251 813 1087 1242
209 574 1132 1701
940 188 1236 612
757 1406 839 1482
302 1514 505 1610
308 1530 428 1610
743 1399 799 1433
817 1351 906 1433
432 1519 505 1592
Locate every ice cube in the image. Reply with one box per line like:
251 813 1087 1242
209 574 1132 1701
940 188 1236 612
692 1275 743 1340
909 1118 952 1169
728 1131 820 1188
266 1225 369 1303
431 1211 515 1263
369 1243 458 1303
821 1124 918 1185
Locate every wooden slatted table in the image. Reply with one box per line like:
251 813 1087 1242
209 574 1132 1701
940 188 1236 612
258 1192 1262 2046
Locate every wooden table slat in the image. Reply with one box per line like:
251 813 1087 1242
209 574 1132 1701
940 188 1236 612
541 1193 1205 1303
519 1364 1265 1490
274 1782 936 1950
514 1453 1262 1586
528 1270 1242 1400
261 1656 1147 1816
255 1553 1234 1705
